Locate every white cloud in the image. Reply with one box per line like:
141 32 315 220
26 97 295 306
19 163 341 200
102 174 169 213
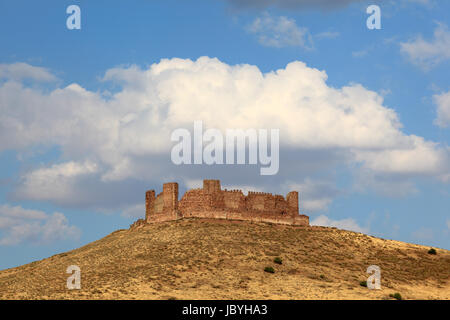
400 23 450 69
0 205 80 245
121 203 145 218
284 179 339 212
0 204 47 220
354 135 449 176
247 13 313 49
15 161 98 202
310 214 368 233
0 62 58 82
0 57 449 208
433 91 450 128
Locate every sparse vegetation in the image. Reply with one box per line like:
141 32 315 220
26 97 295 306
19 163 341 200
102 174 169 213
428 248 437 255
274 257 282 265
389 293 402 300
0 219 449 299
264 266 275 273
360 281 367 287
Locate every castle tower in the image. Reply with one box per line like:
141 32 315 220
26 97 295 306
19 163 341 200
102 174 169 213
141 180 308 227
286 191 299 216
203 179 221 194
145 190 155 221
163 182 178 212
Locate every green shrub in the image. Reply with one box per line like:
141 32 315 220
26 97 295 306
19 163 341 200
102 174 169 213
274 257 283 265
360 280 367 287
428 248 437 255
264 266 275 273
319 274 325 279
389 293 402 300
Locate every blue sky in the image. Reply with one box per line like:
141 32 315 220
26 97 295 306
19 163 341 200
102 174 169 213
0 0 449 269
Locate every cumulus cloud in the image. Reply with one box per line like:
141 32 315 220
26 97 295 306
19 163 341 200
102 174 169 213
0 205 47 221
0 62 58 82
433 91 450 128
310 214 368 233
247 13 313 49
284 179 340 212
15 161 98 202
12 160 150 212
400 23 450 70
0 204 80 245
354 136 448 175
0 57 449 211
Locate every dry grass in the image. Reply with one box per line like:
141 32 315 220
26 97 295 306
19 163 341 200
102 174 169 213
0 218 449 300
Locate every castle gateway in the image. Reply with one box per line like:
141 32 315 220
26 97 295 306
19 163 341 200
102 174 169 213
143 179 309 226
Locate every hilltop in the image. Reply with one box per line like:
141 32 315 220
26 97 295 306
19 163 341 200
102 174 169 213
0 218 448 299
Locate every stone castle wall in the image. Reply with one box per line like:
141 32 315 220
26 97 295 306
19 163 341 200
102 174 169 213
143 179 309 226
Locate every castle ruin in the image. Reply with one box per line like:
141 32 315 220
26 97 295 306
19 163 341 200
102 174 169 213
138 179 309 227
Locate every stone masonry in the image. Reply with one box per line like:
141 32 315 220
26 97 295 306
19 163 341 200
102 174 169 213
140 179 309 226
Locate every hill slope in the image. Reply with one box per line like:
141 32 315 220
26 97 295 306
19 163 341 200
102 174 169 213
0 219 449 299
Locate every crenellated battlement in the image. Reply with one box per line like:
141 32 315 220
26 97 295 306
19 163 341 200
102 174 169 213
247 191 273 196
223 189 244 193
141 179 309 226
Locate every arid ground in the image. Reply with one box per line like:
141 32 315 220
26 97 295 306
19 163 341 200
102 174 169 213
0 219 449 300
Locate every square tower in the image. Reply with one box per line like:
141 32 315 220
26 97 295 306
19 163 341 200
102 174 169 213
163 182 179 212
286 191 299 216
203 179 221 194
145 190 155 221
